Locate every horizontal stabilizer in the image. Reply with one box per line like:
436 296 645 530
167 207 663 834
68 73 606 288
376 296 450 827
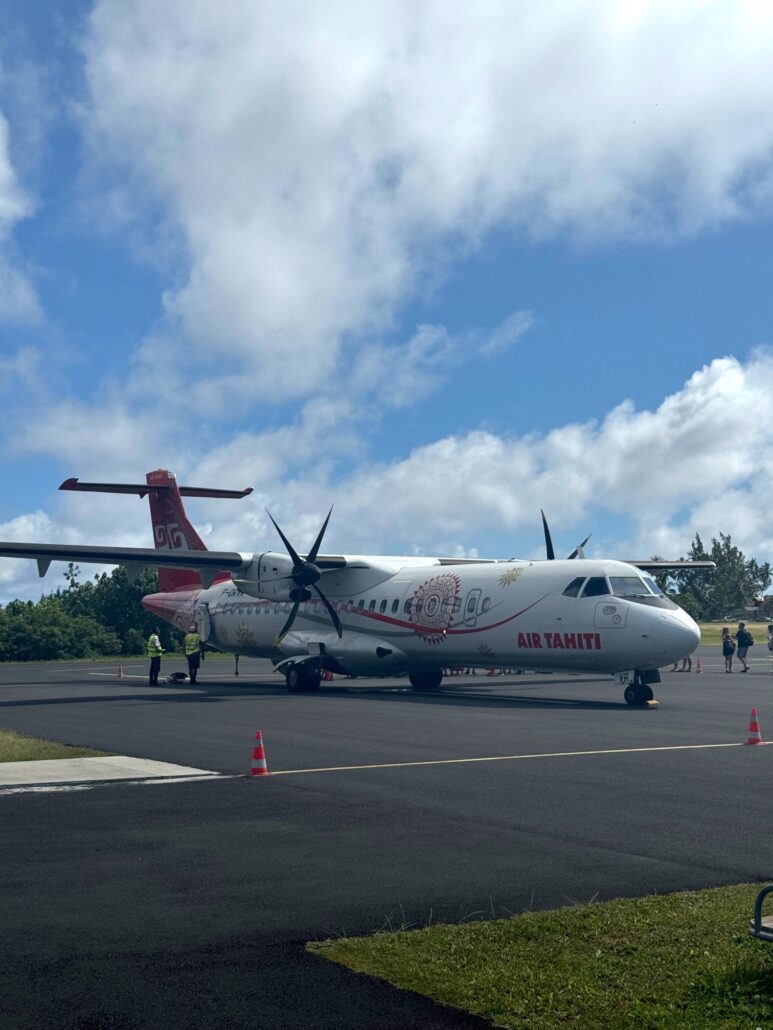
60 478 252 499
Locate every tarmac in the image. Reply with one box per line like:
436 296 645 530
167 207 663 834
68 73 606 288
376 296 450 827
2 650 773 1028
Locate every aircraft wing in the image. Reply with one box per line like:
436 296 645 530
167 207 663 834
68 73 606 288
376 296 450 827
625 560 716 571
0 542 252 579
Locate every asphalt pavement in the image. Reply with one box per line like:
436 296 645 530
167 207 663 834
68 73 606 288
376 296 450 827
2 649 773 1028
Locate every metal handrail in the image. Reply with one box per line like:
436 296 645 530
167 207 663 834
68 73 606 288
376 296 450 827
750 885 773 938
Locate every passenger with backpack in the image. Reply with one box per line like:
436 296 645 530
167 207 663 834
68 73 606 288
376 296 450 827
734 621 753 673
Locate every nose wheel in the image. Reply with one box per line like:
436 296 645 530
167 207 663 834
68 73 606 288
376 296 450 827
624 677 655 706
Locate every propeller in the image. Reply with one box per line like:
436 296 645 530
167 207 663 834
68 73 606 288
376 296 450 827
541 510 591 560
540 509 555 560
265 507 343 644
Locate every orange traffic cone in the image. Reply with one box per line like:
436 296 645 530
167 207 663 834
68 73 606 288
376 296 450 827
117 664 125 680
746 708 764 746
250 730 270 776
695 658 702 674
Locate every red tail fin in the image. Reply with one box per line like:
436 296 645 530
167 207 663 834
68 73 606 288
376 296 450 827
146 469 224 592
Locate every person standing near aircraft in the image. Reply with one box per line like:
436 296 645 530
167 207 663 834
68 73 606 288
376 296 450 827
147 627 164 685
722 627 735 672
734 621 752 673
184 624 202 685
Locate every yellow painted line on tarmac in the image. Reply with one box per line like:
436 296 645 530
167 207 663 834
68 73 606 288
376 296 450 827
270 740 771 777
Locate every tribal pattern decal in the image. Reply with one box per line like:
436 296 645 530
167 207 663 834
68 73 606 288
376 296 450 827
408 573 461 644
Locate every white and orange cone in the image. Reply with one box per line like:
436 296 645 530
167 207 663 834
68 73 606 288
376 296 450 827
117 664 125 680
695 658 702 674
250 730 270 776
746 708 764 746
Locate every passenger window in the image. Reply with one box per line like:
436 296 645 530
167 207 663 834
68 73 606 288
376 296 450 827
391 599 399 614
358 599 365 610
404 599 412 614
466 596 477 614
581 577 610 597
562 577 585 598
368 599 376 612
380 599 387 613
481 597 491 613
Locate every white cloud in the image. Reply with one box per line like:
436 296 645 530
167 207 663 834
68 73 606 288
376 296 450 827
5 351 773 600
162 351 773 571
0 105 38 321
82 1 773 410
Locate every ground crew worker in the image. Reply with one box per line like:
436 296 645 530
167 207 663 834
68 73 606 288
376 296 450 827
184 624 202 685
147 627 164 685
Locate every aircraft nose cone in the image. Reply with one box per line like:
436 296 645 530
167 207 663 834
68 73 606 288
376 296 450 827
627 604 700 668
655 609 701 665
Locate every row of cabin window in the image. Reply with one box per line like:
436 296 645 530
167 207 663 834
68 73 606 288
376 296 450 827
217 596 476 617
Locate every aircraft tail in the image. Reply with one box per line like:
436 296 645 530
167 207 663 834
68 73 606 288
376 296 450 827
60 468 253 593
146 469 210 591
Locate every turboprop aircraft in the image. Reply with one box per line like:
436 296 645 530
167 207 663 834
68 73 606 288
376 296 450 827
0 469 713 705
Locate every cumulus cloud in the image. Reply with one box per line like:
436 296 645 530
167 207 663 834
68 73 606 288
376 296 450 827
0 105 38 321
82 0 773 409
4 351 773 600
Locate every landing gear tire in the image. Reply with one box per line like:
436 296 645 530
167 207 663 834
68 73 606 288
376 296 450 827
624 682 654 706
286 666 322 693
408 668 444 692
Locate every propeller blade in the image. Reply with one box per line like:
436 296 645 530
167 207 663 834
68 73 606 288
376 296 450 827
265 509 302 567
313 584 343 638
307 506 333 564
541 509 555 561
274 599 301 645
567 532 592 560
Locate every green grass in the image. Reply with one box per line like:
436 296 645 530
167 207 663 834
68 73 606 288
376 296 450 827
698 622 768 646
310 884 773 1028
0 727 110 762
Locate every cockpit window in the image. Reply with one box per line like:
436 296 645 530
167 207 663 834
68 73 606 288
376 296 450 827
562 577 585 598
642 576 665 597
610 576 650 598
580 576 610 597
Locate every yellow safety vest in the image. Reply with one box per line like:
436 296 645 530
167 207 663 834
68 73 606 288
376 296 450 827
184 632 201 656
147 634 163 657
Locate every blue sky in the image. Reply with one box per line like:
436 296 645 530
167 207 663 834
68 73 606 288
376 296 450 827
1 1 773 601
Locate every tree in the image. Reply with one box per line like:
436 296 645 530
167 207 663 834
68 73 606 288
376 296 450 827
0 595 120 661
672 533 771 620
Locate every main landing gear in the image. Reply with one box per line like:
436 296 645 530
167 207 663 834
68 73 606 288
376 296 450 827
285 664 322 693
408 668 444 692
623 670 658 706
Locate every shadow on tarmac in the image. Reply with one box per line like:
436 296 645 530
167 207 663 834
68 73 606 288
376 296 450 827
0 671 640 712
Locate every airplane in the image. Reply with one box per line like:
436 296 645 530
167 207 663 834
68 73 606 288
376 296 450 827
0 468 714 705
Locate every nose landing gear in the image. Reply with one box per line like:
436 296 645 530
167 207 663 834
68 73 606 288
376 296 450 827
623 670 659 705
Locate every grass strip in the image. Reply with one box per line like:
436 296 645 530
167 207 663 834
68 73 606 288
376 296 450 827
310 884 773 1028
698 621 768 646
0 727 110 762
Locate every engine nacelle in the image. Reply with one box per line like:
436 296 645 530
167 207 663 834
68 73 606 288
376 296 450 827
232 551 304 601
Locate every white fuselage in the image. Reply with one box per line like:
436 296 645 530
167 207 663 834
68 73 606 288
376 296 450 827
144 557 700 678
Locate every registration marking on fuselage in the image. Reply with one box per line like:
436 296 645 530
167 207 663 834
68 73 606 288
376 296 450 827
269 740 769 777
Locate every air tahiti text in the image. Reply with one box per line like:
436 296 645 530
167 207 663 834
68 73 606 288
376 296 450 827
517 631 602 650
